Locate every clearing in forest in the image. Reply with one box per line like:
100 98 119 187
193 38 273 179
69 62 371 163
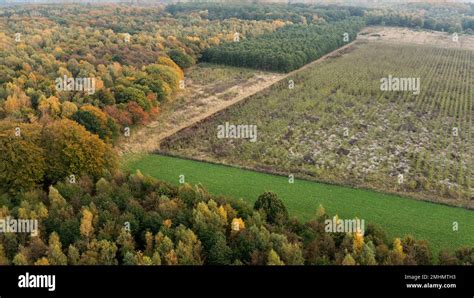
117 64 285 154
161 42 473 208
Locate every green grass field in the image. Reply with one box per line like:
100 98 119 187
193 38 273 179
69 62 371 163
124 153 474 254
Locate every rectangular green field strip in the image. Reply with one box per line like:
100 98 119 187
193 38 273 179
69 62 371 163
124 153 474 253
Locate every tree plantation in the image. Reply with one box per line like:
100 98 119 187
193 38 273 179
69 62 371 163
202 18 365 72
162 42 474 208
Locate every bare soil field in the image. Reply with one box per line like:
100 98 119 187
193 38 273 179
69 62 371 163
359 26 474 50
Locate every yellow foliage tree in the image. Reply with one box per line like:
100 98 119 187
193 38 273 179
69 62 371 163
272 20 287 28
316 204 326 219
48 232 67 265
353 232 365 255
388 238 406 265
0 244 9 265
157 56 184 80
208 36 220 46
34 257 50 265
80 208 94 238
41 119 117 183
61 101 78 118
231 217 245 232
3 85 31 116
163 219 172 228
0 121 45 193
164 249 178 265
342 253 357 265
38 96 62 119
145 231 154 256
217 205 228 223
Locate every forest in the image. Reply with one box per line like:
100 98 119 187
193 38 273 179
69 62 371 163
0 2 473 267
201 18 365 72
180 2 473 72
0 4 283 148
166 2 366 24
0 170 472 265
366 2 474 33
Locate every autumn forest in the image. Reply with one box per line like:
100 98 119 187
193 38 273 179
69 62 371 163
0 1 473 267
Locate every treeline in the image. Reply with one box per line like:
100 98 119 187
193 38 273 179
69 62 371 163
0 170 472 266
166 3 366 24
366 3 474 34
201 18 365 72
366 13 473 33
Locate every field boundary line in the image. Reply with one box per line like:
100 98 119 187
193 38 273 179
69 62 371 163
148 151 474 211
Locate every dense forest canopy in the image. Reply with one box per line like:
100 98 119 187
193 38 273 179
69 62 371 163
366 2 474 33
0 4 283 141
202 17 365 72
165 2 474 33
0 2 473 266
166 2 366 23
0 3 374 133
0 170 472 265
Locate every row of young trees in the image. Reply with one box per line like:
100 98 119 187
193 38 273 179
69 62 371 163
0 170 472 266
201 18 365 72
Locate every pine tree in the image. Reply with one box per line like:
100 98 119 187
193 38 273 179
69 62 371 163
267 249 285 265
359 241 377 265
342 253 356 265
47 232 67 265
12 252 29 265
0 244 10 265
67 245 80 265
80 208 94 239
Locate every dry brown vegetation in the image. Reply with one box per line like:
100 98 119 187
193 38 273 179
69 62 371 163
359 26 474 50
